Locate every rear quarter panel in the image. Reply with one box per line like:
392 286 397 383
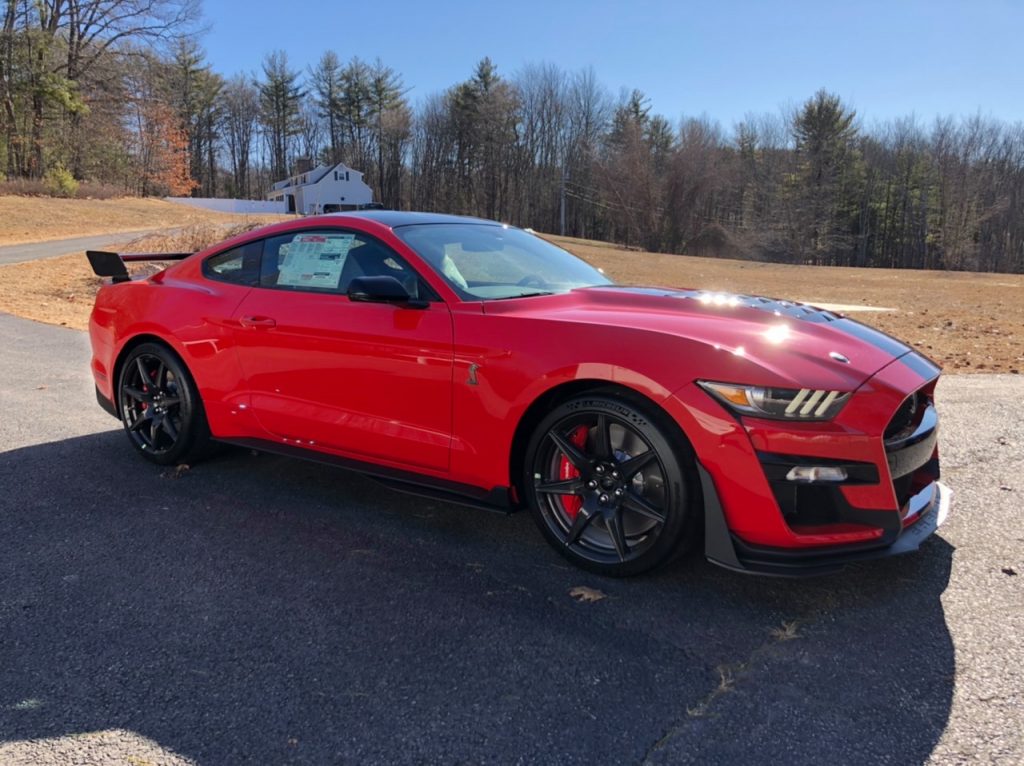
92 261 260 439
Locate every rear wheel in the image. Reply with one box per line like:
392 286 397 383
117 342 212 466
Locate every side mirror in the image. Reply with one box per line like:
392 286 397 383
347 275 427 309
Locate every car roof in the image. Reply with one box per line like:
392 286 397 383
322 210 501 228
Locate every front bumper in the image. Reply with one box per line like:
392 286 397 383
701 462 951 576
664 349 946 553
96 385 119 419
668 348 950 575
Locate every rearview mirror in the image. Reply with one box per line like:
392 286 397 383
347 275 427 309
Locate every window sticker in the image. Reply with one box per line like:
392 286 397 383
276 233 356 289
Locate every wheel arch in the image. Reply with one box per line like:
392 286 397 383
110 333 195 416
508 378 698 507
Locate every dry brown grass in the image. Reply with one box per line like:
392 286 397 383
0 196 287 246
0 223 268 330
125 222 266 255
0 251 103 329
0 179 125 199
0 223 1020 374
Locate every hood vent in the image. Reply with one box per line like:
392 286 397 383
701 292 840 323
596 287 840 324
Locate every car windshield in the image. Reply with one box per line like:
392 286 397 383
393 223 612 300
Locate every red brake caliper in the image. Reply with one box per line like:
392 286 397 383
560 425 590 519
140 369 149 412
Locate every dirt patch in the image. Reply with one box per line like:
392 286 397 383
0 196 287 246
0 251 102 330
0 229 1019 374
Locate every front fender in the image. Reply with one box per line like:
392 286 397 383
449 353 680 493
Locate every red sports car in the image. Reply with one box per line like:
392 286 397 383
87 211 950 576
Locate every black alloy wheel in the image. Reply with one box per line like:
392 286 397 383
524 393 696 576
118 342 212 466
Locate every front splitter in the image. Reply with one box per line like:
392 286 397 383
701 462 952 577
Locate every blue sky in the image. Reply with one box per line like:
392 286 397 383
198 0 1023 128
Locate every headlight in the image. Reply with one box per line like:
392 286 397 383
697 381 851 420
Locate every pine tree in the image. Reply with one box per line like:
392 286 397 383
791 89 859 263
258 51 303 180
310 51 343 163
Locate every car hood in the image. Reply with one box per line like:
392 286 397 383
484 285 922 391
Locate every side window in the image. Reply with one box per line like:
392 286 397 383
202 241 261 286
258 229 437 300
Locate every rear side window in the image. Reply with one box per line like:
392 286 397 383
259 229 437 300
202 241 261 286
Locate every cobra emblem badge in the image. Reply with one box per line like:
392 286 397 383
467 363 480 386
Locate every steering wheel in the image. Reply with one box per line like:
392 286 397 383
516 274 547 288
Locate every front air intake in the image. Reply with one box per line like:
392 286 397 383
884 391 923 442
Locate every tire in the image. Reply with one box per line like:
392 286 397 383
117 342 213 466
522 392 697 576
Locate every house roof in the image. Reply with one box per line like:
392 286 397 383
272 162 360 191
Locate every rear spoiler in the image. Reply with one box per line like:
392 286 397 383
86 250 192 283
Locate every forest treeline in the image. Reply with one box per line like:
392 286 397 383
3 1 1023 272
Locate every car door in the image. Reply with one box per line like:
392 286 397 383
230 227 454 472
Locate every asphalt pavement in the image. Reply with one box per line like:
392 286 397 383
0 312 1020 765
0 231 157 266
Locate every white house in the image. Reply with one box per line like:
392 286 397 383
266 162 375 214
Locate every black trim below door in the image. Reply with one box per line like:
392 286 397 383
217 436 515 514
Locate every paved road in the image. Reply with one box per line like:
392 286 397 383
0 231 157 266
0 312 1020 765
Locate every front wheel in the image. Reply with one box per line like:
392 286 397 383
523 393 697 576
117 342 212 466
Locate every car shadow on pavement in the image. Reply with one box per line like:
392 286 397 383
0 431 955 765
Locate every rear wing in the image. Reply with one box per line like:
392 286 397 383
86 250 192 283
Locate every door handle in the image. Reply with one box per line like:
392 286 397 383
239 315 277 328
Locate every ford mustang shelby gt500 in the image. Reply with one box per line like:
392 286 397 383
87 211 950 577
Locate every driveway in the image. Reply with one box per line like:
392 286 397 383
0 313 1020 765
0 231 159 266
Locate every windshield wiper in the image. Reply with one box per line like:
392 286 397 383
491 290 556 300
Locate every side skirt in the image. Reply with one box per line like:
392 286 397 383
216 436 517 515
